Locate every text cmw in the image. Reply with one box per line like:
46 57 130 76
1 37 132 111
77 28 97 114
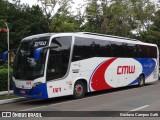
117 66 135 74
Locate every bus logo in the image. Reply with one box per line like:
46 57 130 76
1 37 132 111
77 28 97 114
34 41 47 47
117 65 135 75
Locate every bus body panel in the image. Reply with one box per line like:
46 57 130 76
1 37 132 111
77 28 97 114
12 33 159 99
70 57 157 92
13 57 158 99
13 77 49 98
46 75 73 98
46 57 157 98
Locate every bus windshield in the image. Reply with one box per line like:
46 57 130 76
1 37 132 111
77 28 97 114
13 36 49 80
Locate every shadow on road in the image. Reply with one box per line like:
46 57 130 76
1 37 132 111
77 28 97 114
16 80 160 107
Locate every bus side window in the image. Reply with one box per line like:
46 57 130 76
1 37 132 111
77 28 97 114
139 45 149 58
149 46 157 58
94 40 112 57
111 41 126 57
135 45 141 58
125 43 136 58
46 36 72 81
72 37 94 61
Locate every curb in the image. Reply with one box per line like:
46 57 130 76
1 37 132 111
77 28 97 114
0 90 13 95
0 97 27 105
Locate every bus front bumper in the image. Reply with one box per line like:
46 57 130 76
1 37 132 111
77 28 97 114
13 83 48 99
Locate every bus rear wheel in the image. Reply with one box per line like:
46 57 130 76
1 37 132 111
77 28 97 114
73 81 86 99
138 75 145 87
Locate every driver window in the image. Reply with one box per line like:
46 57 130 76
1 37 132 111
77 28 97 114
46 36 72 81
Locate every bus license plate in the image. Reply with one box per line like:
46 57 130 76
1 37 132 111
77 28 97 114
20 90 25 94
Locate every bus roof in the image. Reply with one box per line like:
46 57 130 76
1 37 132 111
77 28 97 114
21 32 157 47
22 33 55 42
78 32 140 42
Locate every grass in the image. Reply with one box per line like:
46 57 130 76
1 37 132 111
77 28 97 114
0 94 19 100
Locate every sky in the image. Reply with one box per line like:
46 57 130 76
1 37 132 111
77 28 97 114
9 0 159 6
8 0 86 7
8 0 159 15
8 0 37 6
8 0 87 15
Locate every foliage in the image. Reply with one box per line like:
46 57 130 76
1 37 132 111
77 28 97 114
0 64 13 91
0 0 50 61
83 0 156 38
0 0 160 91
0 0 159 51
140 10 160 47
0 0 50 91
38 0 83 32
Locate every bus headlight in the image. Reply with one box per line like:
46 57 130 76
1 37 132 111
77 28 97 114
32 82 42 88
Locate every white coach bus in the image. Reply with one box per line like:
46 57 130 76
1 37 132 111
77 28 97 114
2 32 159 99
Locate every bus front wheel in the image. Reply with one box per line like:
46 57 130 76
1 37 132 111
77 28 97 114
73 81 86 99
138 75 145 87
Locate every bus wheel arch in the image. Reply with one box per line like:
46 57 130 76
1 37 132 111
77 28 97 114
73 79 87 99
138 73 145 87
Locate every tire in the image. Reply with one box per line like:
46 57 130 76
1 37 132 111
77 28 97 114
73 81 86 99
138 75 145 87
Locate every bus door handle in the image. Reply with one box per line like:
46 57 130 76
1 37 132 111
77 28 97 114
72 69 80 73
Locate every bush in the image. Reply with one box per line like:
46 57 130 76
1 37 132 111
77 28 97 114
0 65 13 91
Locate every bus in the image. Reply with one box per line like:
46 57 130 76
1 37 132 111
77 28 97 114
2 32 159 99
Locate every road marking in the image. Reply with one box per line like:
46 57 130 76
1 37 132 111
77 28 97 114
130 105 150 111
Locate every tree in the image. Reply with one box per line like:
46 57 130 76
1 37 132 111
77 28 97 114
82 0 156 38
101 0 133 36
140 10 160 47
38 0 74 25
0 0 50 57
83 1 103 33
50 13 82 32
44 0 83 32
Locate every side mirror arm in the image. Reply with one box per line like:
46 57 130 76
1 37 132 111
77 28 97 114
34 45 58 61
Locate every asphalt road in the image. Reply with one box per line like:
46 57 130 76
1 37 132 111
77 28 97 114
1 80 160 120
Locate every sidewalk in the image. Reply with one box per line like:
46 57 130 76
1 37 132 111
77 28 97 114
0 90 13 95
0 91 17 100
0 90 27 104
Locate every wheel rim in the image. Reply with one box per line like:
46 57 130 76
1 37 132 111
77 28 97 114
139 76 144 85
140 79 143 85
75 84 83 96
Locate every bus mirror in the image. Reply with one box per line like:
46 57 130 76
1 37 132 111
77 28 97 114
34 48 43 61
34 46 58 60
2 51 8 62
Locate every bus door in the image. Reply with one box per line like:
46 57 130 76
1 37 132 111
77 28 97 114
46 53 62 81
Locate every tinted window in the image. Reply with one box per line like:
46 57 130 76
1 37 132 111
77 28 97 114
111 42 126 57
13 37 49 80
136 45 157 58
72 37 157 60
149 46 157 58
125 43 137 58
72 37 113 61
72 37 95 61
94 40 112 57
46 36 72 81
137 45 148 58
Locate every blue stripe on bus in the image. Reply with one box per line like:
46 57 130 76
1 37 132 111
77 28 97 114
14 83 48 99
128 58 156 86
128 78 139 86
134 58 156 77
